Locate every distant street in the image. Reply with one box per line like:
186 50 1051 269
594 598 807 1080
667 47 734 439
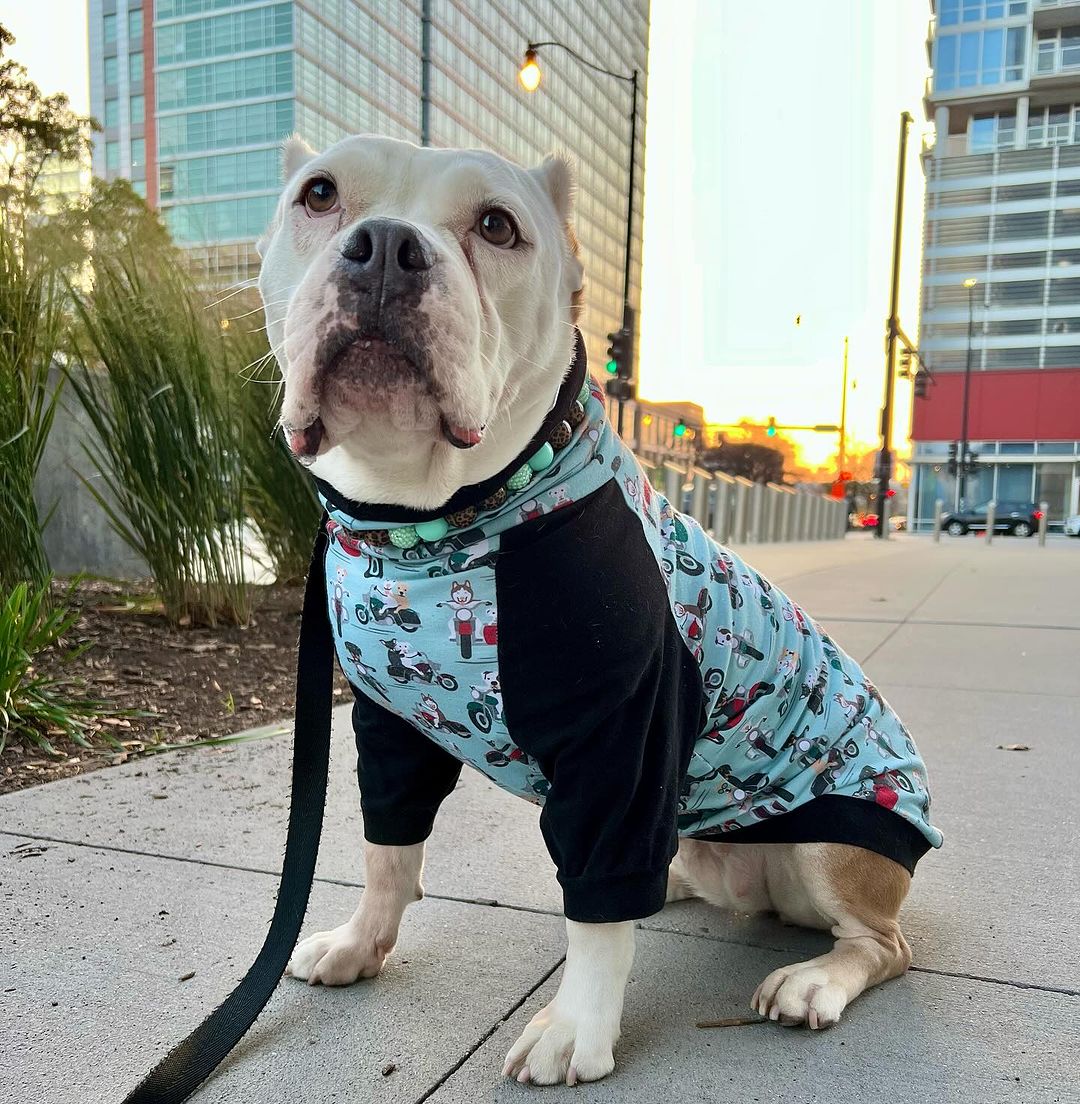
3 534 1078 1103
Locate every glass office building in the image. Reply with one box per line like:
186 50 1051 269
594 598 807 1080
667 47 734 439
88 0 649 377
914 0 1080 529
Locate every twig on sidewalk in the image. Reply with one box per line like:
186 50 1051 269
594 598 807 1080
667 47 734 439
695 1016 769 1029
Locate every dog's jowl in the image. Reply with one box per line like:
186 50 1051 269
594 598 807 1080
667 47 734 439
260 134 941 1087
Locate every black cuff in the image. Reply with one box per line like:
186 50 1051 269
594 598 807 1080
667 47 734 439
559 866 669 923
361 805 440 847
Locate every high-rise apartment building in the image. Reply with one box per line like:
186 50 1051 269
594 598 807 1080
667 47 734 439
914 0 1080 529
87 0 649 378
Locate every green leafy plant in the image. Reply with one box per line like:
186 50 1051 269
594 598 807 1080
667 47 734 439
66 250 251 627
220 299 321 584
0 580 107 754
0 217 64 592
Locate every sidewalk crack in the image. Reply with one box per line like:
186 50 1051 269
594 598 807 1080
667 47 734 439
412 956 565 1103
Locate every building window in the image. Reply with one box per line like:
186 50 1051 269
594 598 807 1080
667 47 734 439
131 137 145 168
104 97 119 128
130 51 144 85
130 93 145 125
105 140 120 172
103 13 116 47
159 164 175 198
935 28 1024 90
971 111 1016 152
129 8 143 40
1035 25 1080 74
132 180 147 198
940 0 1022 22
104 55 118 87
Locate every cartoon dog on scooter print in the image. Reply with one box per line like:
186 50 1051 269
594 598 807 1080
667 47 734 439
436 580 492 660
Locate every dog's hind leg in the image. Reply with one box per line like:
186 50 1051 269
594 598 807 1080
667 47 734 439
751 842 912 1028
287 841 424 986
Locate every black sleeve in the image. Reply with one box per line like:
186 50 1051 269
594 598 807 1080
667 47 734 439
351 689 463 846
496 481 704 923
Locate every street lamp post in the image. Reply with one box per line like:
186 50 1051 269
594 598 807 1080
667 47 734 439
958 277 978 507
519 42 639 434
875 111 913 539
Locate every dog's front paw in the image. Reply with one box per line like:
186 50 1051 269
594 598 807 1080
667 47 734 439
286 923 390 986
752 963 848 1029
502 1000 617 1086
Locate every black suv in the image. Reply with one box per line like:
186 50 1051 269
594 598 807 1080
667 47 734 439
942 500 1042 538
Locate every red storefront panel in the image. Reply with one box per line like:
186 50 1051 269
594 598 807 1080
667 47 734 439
911 365 1080 441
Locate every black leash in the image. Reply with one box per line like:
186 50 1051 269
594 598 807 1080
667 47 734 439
121 524 334 1103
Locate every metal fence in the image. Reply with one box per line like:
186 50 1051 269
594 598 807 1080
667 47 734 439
642 461 848 544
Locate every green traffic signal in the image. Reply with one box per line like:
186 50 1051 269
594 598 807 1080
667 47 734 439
673 421 687 438
606 358 618 375
766 426 776 437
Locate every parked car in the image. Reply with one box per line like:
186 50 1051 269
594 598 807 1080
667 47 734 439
942 500 1042 538
1064 513 1080 537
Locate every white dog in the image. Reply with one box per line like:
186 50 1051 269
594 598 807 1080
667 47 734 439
259 134 938 1087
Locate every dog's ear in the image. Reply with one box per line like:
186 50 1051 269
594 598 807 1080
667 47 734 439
533 153 576 220
282 134 317 181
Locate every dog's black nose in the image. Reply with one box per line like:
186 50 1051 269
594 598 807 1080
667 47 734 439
339 218 432 279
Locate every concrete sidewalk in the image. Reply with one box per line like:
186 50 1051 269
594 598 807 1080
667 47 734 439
3 534 1078 1103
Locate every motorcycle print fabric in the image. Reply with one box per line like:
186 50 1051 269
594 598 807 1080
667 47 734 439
320 372 943 923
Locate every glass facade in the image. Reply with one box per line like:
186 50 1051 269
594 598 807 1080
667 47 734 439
916 0 1080 529
89 0 648 371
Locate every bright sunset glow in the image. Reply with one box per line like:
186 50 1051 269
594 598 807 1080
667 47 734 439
639 0 928 468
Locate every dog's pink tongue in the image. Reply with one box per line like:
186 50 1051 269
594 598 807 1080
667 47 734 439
442 420 485 449
286 418 325 460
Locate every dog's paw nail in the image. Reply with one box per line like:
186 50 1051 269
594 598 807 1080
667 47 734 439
517 1066 531 1084
566 1067 578 1086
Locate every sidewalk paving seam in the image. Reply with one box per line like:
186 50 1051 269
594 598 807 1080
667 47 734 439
819 616 1080 632
7 831 1075 1001
860 559 967 667
411 956 566 1104
879 680 1080 700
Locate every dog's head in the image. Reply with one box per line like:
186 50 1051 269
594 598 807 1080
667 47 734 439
258 134 584 508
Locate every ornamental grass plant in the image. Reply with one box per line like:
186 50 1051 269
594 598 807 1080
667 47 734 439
66 250 252 627
219 296 321 584
0 580 109 754
0 220 64 592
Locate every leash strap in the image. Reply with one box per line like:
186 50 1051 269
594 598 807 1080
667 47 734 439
121 523 334 1103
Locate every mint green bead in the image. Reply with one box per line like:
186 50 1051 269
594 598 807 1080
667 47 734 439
415 517 449 542
528 442 554 472
506 465 533 491
388 525 419 549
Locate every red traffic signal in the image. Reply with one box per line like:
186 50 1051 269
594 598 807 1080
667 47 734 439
839 470 853 481
885 488 896 498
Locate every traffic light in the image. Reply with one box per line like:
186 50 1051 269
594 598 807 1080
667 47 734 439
766 417 777 438
673 419 687 438
605 327 625 376
604 308 635 401
913 371 929 399
898 349 913 378
947 441 958 477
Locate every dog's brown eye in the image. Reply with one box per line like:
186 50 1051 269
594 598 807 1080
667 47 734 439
302 177 338 215
477 208 517 248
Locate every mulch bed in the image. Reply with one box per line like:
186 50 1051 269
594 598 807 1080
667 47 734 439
1 580 348 795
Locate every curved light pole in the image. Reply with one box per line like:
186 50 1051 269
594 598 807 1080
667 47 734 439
519 41 639 433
